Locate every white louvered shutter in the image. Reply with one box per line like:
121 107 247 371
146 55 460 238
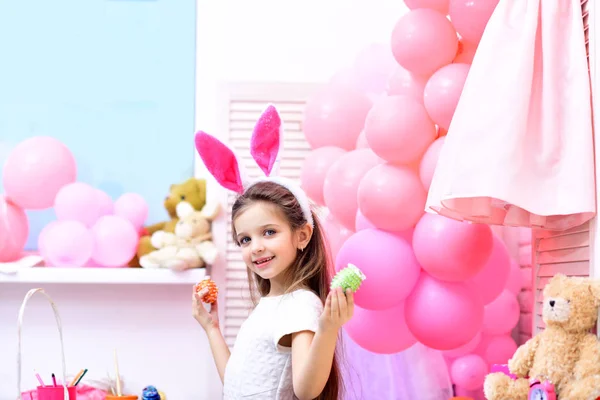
532 0 592 335
217 82 323 346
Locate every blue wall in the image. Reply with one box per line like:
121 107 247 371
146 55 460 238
0 0 197 250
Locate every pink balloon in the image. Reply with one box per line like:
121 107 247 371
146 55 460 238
505 259 523 295
355 210 376 231
466 235 511 304
482 290 520 335
424 63 470 130
518 290 533 313
54 182 103 227
358 164 426 232
477 334 518 366
114 193 149 231
2 136 77 210
300 147 347 205
323 149 381 230
391 9 458 76
90 215 138 267
454 39 478 64
303 84 373 150
353 43 398 95
386 65 428 102
404 0 449 14
0 196 29 262
443 331 482 359
449 0 499 44
520 267 532 290
321 213 353 261
355 131 369 149
405 272 484 350
38 220 93 267
419 137 446 191
450 354 487 390
344 302 417 354
364 95 436 164
96 190 114 217
336 229 421 310
412 213 494 282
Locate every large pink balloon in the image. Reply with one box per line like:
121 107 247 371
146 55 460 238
323 149 381 230
412 213 493 282
344 302 417 354
38 220 93 267
303 84 373 150
90 215 138 267
476 334 518 366
424 63 470 130
419 137 446 191
54 182 103 227
450 355 487 390
467 235 511 304
336 229 421 310
355 131 369 149
364 95 436 164
300 147 346 205
95 189 115 217
321 212 353 261
386 66 428 102
505 259 523 295
355 210 376 231
404 0 449 14
391 9 458 76
114 193 149 231
3 136 77 210
482 290 520 335
0 196 29 262
443 331 482 359
358 164 425 232
405 272 484 350
449 0 500 44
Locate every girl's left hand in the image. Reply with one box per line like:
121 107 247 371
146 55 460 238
319 287 355 332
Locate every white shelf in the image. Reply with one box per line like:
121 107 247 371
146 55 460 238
0 267 206 285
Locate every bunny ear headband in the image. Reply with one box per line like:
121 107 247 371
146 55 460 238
194 104 314 228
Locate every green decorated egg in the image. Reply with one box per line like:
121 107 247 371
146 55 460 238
330 263 366 293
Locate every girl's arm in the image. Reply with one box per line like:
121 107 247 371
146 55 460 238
290 288 354 400
205 326 231 383
193 289 231 383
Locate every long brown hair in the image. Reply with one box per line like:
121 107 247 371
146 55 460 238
231 180 343 400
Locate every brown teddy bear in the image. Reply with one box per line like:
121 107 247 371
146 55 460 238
483 273 600 400
139 202 219 271
129 178 207 267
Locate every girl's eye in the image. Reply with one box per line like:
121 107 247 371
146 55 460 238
265 229 276 236
239 237 250 245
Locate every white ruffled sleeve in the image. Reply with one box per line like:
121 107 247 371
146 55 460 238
273 289 324 353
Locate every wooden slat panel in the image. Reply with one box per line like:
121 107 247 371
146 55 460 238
220 85 322 346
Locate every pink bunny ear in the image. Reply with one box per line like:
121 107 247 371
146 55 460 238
195 131 245 193
250 104 282 176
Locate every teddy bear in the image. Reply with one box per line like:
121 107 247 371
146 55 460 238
139 201 219 271
483 273 600 400
129 178 207 267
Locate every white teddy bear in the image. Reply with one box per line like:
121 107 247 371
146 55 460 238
139 201 220 271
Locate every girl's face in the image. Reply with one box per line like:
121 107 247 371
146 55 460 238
234 202 309 294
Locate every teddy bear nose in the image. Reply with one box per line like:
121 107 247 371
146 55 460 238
549 300 555 307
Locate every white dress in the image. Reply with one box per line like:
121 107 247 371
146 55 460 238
223 289 323 400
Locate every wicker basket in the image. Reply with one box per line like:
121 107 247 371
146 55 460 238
17 288 70 400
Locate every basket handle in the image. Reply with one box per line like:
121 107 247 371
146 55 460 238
17 288 69 400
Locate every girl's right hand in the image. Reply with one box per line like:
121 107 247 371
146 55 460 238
192 288 220 333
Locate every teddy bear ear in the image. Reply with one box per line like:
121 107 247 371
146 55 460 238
195 131 247 194
250 104 283 177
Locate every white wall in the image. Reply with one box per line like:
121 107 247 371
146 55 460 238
0 1 408 399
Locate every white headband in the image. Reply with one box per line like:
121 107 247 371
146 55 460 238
194 104 314 227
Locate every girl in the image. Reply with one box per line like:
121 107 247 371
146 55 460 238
192 105 354 400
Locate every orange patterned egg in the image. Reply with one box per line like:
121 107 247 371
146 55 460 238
195 278 219 304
